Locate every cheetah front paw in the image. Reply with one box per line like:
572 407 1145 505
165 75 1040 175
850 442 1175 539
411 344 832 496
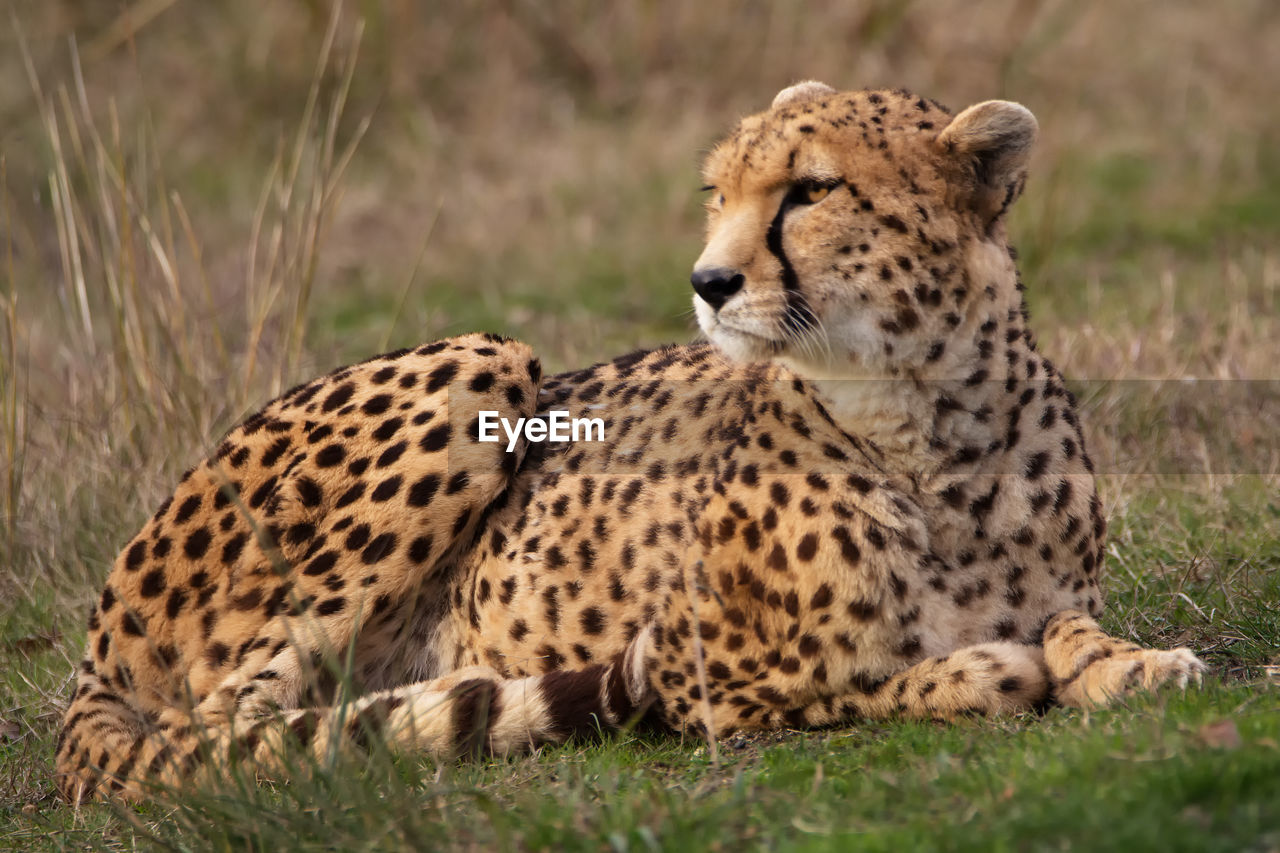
1056 647 1207 708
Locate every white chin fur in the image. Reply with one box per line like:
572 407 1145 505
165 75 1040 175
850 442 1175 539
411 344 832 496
694 298 774 363
712 330 772 363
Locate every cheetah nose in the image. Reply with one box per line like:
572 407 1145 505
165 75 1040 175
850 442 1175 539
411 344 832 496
690 267 745 311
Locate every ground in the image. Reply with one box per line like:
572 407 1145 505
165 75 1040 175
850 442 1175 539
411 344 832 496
1 2 1278 850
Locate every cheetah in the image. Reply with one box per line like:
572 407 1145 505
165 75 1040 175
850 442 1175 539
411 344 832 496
55 82 1205 802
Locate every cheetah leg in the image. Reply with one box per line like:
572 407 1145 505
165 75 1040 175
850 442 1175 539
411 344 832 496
177 333 550 732
784 642 1051 729
89 622 547 797
636 546 1050 735
56 334 550 802
1041 610 1206 708
55 694 286 803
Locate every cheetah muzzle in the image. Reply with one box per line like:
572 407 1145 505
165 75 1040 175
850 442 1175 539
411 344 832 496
54 81 1206 802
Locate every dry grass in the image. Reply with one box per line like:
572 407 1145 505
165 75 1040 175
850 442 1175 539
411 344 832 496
1 0 1278 847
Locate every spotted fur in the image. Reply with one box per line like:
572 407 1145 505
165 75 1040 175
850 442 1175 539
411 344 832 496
54 83 1204 802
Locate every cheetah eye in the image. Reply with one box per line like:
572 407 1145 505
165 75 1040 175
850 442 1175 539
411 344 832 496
788 179 838 206
804 184 831 204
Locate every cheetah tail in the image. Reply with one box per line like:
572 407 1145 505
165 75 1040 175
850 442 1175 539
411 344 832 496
313 642 656 765
55 639 654 801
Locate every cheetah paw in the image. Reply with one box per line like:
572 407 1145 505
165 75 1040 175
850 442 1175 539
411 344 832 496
1057 647 1207 708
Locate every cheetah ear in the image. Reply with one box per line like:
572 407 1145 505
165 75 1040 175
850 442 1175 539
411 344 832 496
936 100 1038 227
771 80 836 110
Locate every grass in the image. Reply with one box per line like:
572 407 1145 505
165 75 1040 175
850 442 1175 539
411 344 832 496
5 687 1277 850
1 1 1279 849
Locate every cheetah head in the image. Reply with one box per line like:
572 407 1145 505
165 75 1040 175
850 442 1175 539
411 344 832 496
692 82 1037 380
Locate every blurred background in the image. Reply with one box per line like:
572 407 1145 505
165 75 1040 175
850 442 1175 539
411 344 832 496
1 0 1278 617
